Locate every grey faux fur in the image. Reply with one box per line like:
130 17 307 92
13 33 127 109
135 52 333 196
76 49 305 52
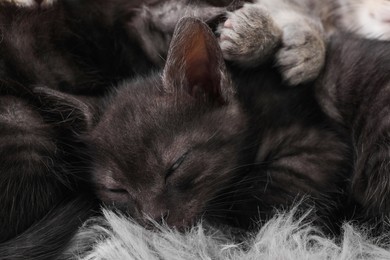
63 208 390 260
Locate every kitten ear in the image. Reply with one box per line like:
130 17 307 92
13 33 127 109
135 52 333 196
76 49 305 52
33 87 98 133
163 17 234 104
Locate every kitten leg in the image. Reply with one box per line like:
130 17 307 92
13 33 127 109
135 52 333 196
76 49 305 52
218 3 282 66
273 13 326 86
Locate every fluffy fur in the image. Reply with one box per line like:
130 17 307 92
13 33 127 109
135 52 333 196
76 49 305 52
64 207 390 260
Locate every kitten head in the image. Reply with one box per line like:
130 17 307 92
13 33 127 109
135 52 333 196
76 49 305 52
89 18 247 229
40 18 247 229
338 0 390 40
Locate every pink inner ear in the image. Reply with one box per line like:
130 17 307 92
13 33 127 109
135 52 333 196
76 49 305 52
184 30 222 103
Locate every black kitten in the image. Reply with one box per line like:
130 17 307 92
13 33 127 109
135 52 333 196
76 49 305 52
42 18 350 232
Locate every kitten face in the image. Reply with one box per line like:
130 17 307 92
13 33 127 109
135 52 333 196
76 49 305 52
85 18 247 229
339 0 390 40
88 78 245 228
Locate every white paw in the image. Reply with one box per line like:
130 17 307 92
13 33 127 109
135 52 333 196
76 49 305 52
276 24 325 86
218 4 282 66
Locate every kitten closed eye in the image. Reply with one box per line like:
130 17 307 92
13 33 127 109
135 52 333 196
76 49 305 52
165 152 188 182
106 188 128 194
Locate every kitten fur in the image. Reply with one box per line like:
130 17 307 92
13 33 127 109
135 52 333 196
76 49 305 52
316 35 390 218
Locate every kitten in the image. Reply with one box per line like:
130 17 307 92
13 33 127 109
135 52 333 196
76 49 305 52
220 4 390 219
40 18 350 231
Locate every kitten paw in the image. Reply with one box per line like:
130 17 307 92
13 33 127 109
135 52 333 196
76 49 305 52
276 25 325 86
218 4 282 66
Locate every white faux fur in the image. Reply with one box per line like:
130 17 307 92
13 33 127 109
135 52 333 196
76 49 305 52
64 208 390 260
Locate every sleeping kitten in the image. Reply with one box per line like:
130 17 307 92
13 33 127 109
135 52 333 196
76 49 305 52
39 18 350 231
220 4 390 218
